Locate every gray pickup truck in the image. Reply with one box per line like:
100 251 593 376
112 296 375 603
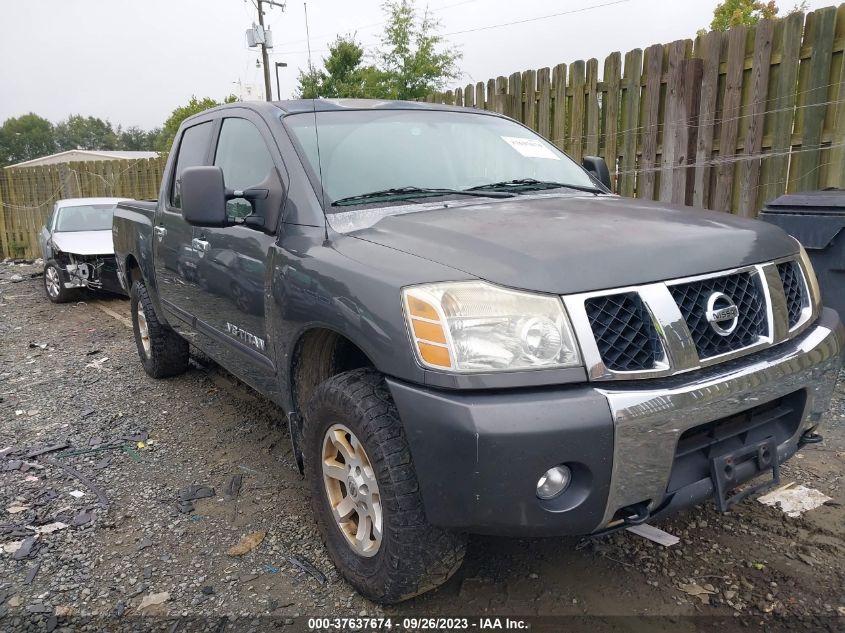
112 99 843 603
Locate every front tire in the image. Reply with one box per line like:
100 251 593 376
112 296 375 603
44 262 78 303
305 368 467 603
130 279 189 378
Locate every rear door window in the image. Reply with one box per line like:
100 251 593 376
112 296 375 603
170 121 213 208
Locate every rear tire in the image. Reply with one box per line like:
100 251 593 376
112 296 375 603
44 262 78 304
304 368 467 603
130 279 189 378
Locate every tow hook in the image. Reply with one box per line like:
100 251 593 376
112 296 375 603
620 502 650 526
799 429 823 446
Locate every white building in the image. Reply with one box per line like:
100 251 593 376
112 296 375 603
5 150 159 169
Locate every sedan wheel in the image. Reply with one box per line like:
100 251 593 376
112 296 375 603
43 263 76 303
45 266 60 299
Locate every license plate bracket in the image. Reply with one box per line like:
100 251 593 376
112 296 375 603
710 437 780 512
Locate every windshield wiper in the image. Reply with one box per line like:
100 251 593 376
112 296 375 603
331 186 514 207
465 178 605 195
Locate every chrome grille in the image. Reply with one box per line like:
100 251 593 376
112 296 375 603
566 257 816 381
584 293 661 371
669 271 767 359
777 261 805 329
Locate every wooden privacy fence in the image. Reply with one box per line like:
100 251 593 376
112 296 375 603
0 156 166 259
427 4 845 216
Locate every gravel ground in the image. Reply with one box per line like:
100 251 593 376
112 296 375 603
1 260 844 632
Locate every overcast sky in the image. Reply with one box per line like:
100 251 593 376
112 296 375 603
0 0 833 130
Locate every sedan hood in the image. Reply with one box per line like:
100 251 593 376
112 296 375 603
51 230 114 256
344 194 799 294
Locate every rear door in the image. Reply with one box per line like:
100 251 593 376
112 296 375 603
153 120 214 329
190 112 284 387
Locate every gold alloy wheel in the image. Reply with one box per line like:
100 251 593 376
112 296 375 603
137 309 152 358
321 423 383 557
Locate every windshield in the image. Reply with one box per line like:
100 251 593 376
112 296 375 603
54 204 116 232
284 109 596 210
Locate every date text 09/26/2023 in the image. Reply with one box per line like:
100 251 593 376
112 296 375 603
307 617 530 630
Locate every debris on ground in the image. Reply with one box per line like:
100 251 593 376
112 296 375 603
288 554 327 585
226 530 266 556
137 591 170 611
625 523 680 546
678 582 717 604
40 458 110 508
223 474 243 500
757 482 832 517
175 485 215 514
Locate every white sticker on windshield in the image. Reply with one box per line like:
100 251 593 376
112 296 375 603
501 136 560 160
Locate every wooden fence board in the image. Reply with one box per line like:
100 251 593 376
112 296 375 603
568 60 586 162
0 173 9 257
551 63 568 150
796 6 837 191
524 69 537 131
508 71 521 119
760 12 804 206
713 25 748 212
602 52 622 186
537 67 551 139
826 5 845 188
638 44 663 200
585 58 600 157
693 30 722 207
618 49 642 197
660 40 689 204
738 18 775 217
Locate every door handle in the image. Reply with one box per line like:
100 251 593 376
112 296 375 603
153 226 167 242
192 238 210 256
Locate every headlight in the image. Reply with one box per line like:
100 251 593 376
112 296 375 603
402 281 581 372
797 242 822 315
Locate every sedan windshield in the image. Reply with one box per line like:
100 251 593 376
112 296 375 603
284 109 598 210
55 204 115 232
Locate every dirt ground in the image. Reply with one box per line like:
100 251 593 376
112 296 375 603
1 260 844 632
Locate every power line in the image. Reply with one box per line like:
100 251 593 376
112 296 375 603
273 0 635 56
442 0 634 37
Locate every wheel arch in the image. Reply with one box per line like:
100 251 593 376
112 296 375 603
284 325 378 472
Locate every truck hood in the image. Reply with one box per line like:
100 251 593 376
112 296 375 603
51 230 114 256
343 194 799 294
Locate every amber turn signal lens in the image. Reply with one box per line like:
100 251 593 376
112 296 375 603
417 342 451 368
412 319 447 344
407 296 440 320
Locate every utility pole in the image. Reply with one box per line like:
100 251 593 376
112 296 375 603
256 0 272 101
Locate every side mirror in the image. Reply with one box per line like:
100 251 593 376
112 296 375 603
181 166 230 227
582 156 612 191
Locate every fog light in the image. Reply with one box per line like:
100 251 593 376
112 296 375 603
536 465 572 500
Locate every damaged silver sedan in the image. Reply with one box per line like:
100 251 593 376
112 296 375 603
38 197 128 303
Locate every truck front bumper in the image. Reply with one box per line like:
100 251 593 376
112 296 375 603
387 308 844 536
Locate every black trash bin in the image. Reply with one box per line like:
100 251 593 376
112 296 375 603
759 189 845 319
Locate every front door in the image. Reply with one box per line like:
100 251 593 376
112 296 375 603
191 114 283 388
153 120 214 330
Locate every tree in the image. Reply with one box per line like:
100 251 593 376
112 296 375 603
297 36 383 98
295 0 461 100
54 115 118 152
706 0 806 31
0 114 55 167
157 94 238 152
376 0 461 100
116 125 160 151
